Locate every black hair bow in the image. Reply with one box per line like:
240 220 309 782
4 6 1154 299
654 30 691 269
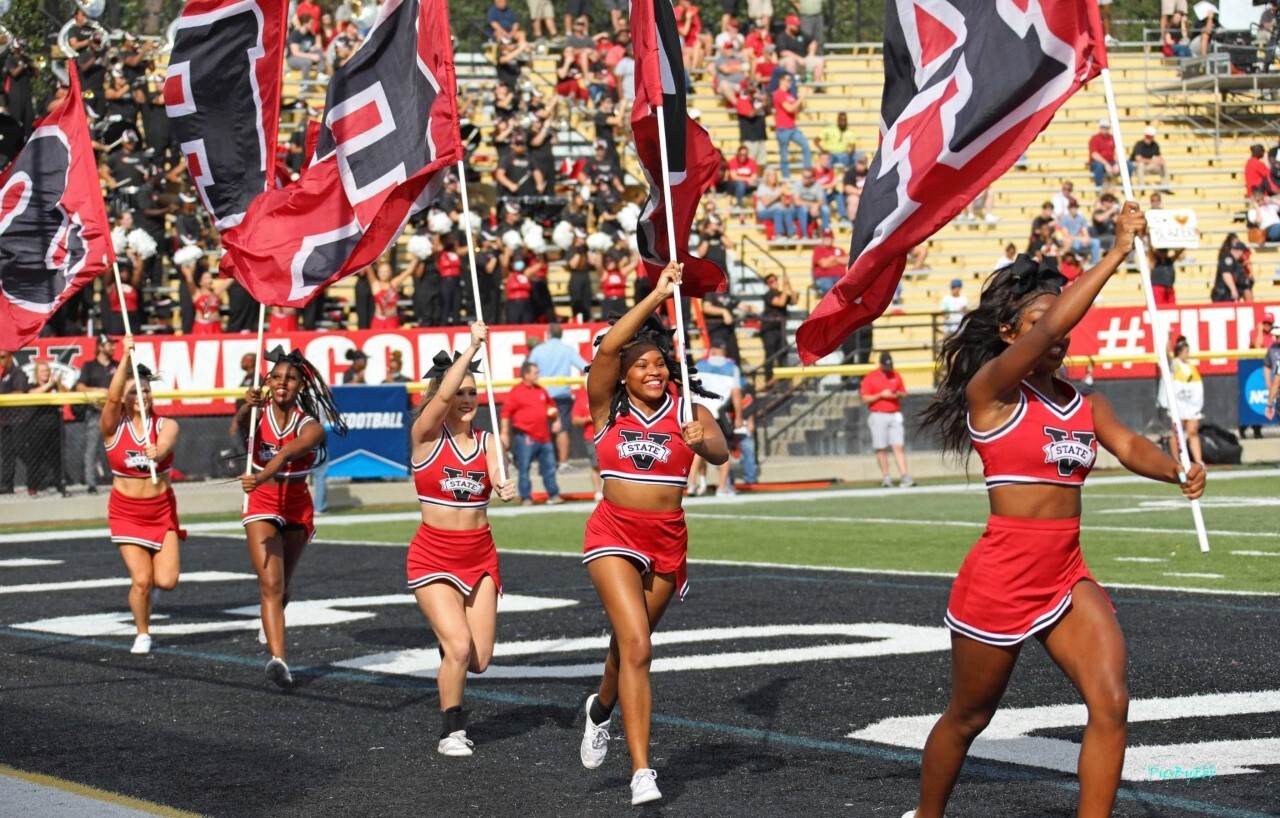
264 345 306 367
423 350 482 381
1008 254 1068 296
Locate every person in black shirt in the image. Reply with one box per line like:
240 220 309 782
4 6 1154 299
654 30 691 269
591 182 623 236
1212 237 1251 302
474 230 504 324
701 289 741 363
108 133 148 189
761 273 797 382
558 191 590 230
174 192 210 250
103 69 140 129
593 96 623 161
496 38 531 88
582 140 626 195
286 15 325 79
0 350 32 494
4 40 35 138
527 104 558 185
566 229 593 321
74 335 119 492
412 255 442 327
495 136 545 199
696 215 729 272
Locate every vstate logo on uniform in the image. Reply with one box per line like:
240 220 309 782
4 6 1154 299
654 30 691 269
440 467 486 502
1042 427 1096 477
123 449 155 471
616 431 672 471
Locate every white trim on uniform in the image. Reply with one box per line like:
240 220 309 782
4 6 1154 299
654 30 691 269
943 591 1074 646
967 392 1028 443
407 571 473 594
600 470 690 488
1020 379 1082 419
111 535 164 551
582 546 654 572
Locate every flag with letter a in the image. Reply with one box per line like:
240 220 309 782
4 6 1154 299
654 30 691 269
796 0 1106 363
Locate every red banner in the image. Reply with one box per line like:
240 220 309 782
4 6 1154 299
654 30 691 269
1065 300 1278 380
13 324 606 415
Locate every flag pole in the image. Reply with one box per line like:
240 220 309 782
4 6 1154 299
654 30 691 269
456 160 508 483
654 104 694 425
1100 68 1210 553
112 261 157 484
242 303 267 514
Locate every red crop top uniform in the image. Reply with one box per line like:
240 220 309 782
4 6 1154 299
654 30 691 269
242 408 320 542
584 389 695 599
105 417 186 550
372 287 401 330
945 379 1109 647
405 427 502 596
192 292 222 334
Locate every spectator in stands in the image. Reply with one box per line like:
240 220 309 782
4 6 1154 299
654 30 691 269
500 361 563 506
614 41 636 100
734 79 769 167
748 3 774 40
811 228 846 295
815 112 859 169
1251 192 1280 242
743 13 771 57
1254 11 1277 69
675 0 708 71
103 69 140 130
527 250 555 322
1161 0 1189 48
1163 11 1194 57
1091 192 1120 257
565 229 593 321
726 145 761 207
556 48 590 106
1050 180 1077 218
1149 245 1183 305
696 214 729 274
1212 235 1253 302
565 13 596 49
286 14 325 79
604 0 627 33
343 350 369 384
939 278 969 336
714 41 749 104
861 351 913 487
104 256 142 338
1132 126 1170 189
1245 143 1276 196
792 167 830 233
761 273 796 382
495 133 545 198
776 14 825 82
757 42 782 90
1088 119 1129 189
181 265 233 335
496 38 531 87
960 187 998 224
715 16 744 51
995 241 1019 270
583 139 626 196
843 154 869 222
1059 200 1099 264
526 0 558 40
795 0 825 50
505 253 535 324
1031 201 1057 236
487 0 527 43
772 73 811 178
3 38 34 139
701 288 741 361
1059 250 1084 283
599 252 629 316
528 324 588 470
756 167 803 239
1195 2 1216 56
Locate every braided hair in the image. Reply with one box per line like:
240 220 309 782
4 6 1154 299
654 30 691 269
587 314 719 429
919 256 1068 460
263 346 349 464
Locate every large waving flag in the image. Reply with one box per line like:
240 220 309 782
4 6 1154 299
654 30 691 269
631 0 725 298
796 0 1106 363
218 0 462 307
0 65 115 350
164 0 288 231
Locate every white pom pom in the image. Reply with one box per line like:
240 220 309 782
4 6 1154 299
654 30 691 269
552 221 575 250
111 227 128 256
428 212 454 235
626 233 639 253
525 232 548 254
407 234 434 260
466 211 482 234
173 246 203 268
502 230 524 250
520 219 543 239
587 232 612 252
617 203 641 233
127 229 158 260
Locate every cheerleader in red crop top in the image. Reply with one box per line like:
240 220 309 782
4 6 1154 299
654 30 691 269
234 345 348 689
100 336 186 656
908 205 1205 818
366 260 411 330
578 262 728 806
181 266 231 335
406 322 515 757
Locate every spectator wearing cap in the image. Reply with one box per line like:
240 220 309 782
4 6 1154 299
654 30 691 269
486 0 526 43
495 134 546 199
726 145 761 206
939 278 969 336
1212 236 1253 302
696 212 729 274
815 113 859 169
342 349 370 384
743 15 772 57
565 14 596 49
776 14 825 82
1245 143 1276 197
861 351 914 488
566 228 593 320
792 167 829 233
734 79 769 168
582 140 626 195
1088 119 1128 189
4 38 34 138
74 335 119 493
103 68 140 129
714 40 749 104
496 36 532 87
174 191 211 250
772 72 812 178
811 228 846 295
106 131 146 189
715 16 745 52
1131 126 1169 188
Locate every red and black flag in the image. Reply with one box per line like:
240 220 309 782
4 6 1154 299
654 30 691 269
218 0 462 307
630 0 725 298
796 0 1106 363
164 0 289 231
0 65 115 350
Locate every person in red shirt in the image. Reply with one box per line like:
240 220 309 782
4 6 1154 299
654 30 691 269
860 351 912 487
294 1 321 33
1087 120 1130 189
726 145 760 206
499 361 563 505
1244 143 1276 196
599 253 629 317
505 255 535 325
743 20 771 58
772 72 811 179
811 228 846 294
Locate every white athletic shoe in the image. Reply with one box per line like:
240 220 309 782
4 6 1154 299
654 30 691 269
901 812 916 818
265 656 293 688
580 694 611 769
900 475 916 488
880 476 895 488
130 633 151 655
630 768 661 805
437 730 474 757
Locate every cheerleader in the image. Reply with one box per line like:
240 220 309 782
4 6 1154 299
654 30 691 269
908 204 1204 818
235 346 347 688
101 336 185 655
578 262 728 805
1159 334 1204 465
180 266 232 335
599 253 628 318
268 305 300 334
366 260 413 330
406 322 516 756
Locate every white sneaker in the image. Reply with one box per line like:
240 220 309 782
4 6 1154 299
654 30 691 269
266 656 293 688
630 768 661 805
580 694 611 769
900 475 916 487
984 213 1000 225
1105 34 1118 46
716 485 737 496
437 730 475 757
901 812 916 818
880 476 894 488
130 633 151 654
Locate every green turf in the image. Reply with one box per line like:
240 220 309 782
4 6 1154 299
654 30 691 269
307 473 1280 594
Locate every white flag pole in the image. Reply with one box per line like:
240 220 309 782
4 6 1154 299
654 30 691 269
456 160 508 483
1100 69 1210 553
654 104 694 425
241 303 267 514
112 261 156 484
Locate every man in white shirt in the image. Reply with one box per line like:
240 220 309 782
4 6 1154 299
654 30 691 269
939 279 969 335
1251 192 1280 242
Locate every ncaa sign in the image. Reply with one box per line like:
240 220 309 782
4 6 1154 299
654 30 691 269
327 384 409 479
1237 359 1276 427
